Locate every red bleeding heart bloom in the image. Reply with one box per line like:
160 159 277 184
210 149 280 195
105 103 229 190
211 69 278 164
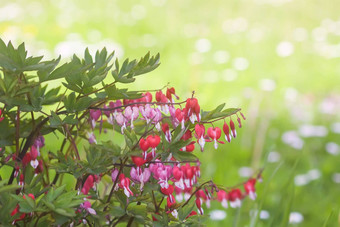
131 156 146 167
244 178 257 200
89 109 102 128
228 189 242 208
175 108 186 129
155 90 170 113
162 123 172 142
207 127 225 149
119 174 133 197
147 135 161 148
230 119 237 138
161 184 174 195
167 194 176 208
166 87 179 102
217 190 229 208
223 121 232 143
22 153 31 167
0 109 4 122
180 142 195 152
19 174 24 188
186 211 197 219
195 124 206 152
81 175 94 195
195 196 204 215
147 135 160 158
185 98 200 123
139 138 150 159
30 146 39 169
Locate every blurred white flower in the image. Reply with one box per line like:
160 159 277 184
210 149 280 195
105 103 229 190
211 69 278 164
293 28 308 42
238 167 254 177
332 173 340 183
331 123 340 134
259 79 276 91
195 38 211 53
276 41 294 57
213 50 230 64
326 142 340 155
289 212 304 224
0 3 22 22
222 69 238 82
210 210 227 220
260 210 270 220
131 5 146 20
298 124 328 137
294 174 309 186
282 131 304 149
307 169 321 180
233 57 249 71
267 151 281 163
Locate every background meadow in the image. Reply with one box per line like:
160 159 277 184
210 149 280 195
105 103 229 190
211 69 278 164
1 0 340 226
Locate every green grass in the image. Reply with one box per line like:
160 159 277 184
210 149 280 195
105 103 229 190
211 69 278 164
1 0 340 225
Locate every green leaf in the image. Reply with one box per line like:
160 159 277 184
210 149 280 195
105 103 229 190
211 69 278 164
0 184 21 193
55 208 76 217
109 206 126 217
74 96 94 112
172 150 198 162
36 56 61 82
50 111 63 128
42 199 56 210
201 107 241 121
63 92 76 112
178 198 195 221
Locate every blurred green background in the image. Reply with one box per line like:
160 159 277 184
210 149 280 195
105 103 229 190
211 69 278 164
1 0 340 226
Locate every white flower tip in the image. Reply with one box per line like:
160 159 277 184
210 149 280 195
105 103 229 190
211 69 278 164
87 208 97 215
30 159 39 169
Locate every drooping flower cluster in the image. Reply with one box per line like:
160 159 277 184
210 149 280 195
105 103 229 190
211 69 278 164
84 87 258 218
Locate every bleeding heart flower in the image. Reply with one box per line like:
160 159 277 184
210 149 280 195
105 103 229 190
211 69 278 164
185 98 200 123
166 87 179 103
223 122 232 143
161 184 174 195
195 197 204 215
119 174 133 197
81 201 96 215
244 178 257 200
207 127 225 149
147 135 160 158
167 194 176 208
30 146 39 169
175 108 185 129
162 123 172 142
217 190 229 208
0 109 4 122
131 156 146 167
230 119 237 138
81 175 94 195
19 174 24 188
130 167 151 190
228 189 242 208
195 124 206 152
180 142 195 152
89 109 101 128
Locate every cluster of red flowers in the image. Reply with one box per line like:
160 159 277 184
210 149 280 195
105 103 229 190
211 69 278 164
2 86 258 224
85 87 260 219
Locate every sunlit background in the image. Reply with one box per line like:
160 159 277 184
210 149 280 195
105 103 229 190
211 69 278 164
1 0 340 226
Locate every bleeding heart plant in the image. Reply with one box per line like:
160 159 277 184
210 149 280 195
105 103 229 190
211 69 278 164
0 39 262 226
